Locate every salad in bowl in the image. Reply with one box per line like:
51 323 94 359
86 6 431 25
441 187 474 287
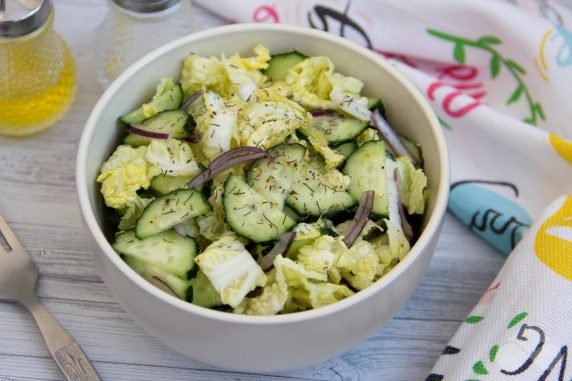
97 44 428 316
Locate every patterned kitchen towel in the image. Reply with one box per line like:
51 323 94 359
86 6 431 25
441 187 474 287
193 0 572 378
429 195 572 380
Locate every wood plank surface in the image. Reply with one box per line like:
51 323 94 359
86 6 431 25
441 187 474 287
0 1 503 380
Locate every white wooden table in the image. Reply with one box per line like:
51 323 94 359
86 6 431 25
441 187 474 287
0 1 506 380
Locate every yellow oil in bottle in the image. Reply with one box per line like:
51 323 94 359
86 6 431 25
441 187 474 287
0 11 76 136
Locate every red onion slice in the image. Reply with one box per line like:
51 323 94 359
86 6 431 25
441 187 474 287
311 109 338 118
185 131 203 144
370 110 418 166
181 90 204 111
258 231 296 271
343 190 375 248
188 147 273 188
208 146 272 170
127 126 169 139
398 199 414 240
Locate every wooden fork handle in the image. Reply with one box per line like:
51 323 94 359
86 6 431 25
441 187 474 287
23 297 103 381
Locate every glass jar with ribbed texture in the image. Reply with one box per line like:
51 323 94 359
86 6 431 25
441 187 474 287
0 0 77 136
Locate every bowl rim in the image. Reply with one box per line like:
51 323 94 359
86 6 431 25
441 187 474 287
76 23 450 325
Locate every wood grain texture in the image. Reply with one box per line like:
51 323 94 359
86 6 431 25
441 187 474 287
0 1 504 380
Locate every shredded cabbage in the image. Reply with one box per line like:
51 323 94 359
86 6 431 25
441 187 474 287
237 88 311 150
287 221 331 259
273 255 355 310
371 234 400 276
306 133 346 169
384 218 411 261
286 56 335 109
181 44 270 100
141 78 179 119
296 235 345 275
335 219 383 241
196 176 231 241
97 145 152 209
195 233 267 308
181 55 230 98
187 91 241 164
234 269 288 315
302 281 355 308
337 240 378 290
329 85 371 122
285 56 371 121
146 139 201 177
396 156 428 215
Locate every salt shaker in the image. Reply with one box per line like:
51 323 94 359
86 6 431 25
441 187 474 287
95 0 198 89
0 0 76 136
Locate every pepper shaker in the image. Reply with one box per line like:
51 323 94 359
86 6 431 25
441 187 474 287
95 0 198 89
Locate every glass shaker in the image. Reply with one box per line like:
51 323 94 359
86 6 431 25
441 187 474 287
0 0 77 136
95 0 198 89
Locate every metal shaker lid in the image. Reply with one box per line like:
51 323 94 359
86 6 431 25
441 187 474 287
0 0 52 38
112 0 181 13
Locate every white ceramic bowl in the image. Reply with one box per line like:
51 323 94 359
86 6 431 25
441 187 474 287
77 24 449 373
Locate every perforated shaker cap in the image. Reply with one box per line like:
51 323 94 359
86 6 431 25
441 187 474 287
0 0 52 38
112 0 181 13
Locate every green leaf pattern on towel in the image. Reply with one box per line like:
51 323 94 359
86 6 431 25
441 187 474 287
465 315 485 324
473 361 489 375
489 345 499 362
427 29 546 126
461 312 529 380
507 312 528 328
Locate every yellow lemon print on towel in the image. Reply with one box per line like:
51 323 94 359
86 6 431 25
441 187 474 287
535 196 572 281
549 133 572 165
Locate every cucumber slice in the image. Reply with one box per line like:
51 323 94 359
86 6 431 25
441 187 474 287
286 156 356 216
121 109 147 126
187 270 222 308
399 134 424 167
263 51 307 82
135 189 212 239
333 141 357 159
246 143 306 207
343 140 389 217
121 81 184 125
300 112 368 144
124 256 189 299
367 97 386 118
224 174 296 243
113 229 197 279
150 174 195 195
136 110 192 139
283 206 302 223
123 133 153 147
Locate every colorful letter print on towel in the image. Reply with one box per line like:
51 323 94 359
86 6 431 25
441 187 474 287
449 181 532 255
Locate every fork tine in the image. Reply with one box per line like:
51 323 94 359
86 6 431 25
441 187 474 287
0 213 25 253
